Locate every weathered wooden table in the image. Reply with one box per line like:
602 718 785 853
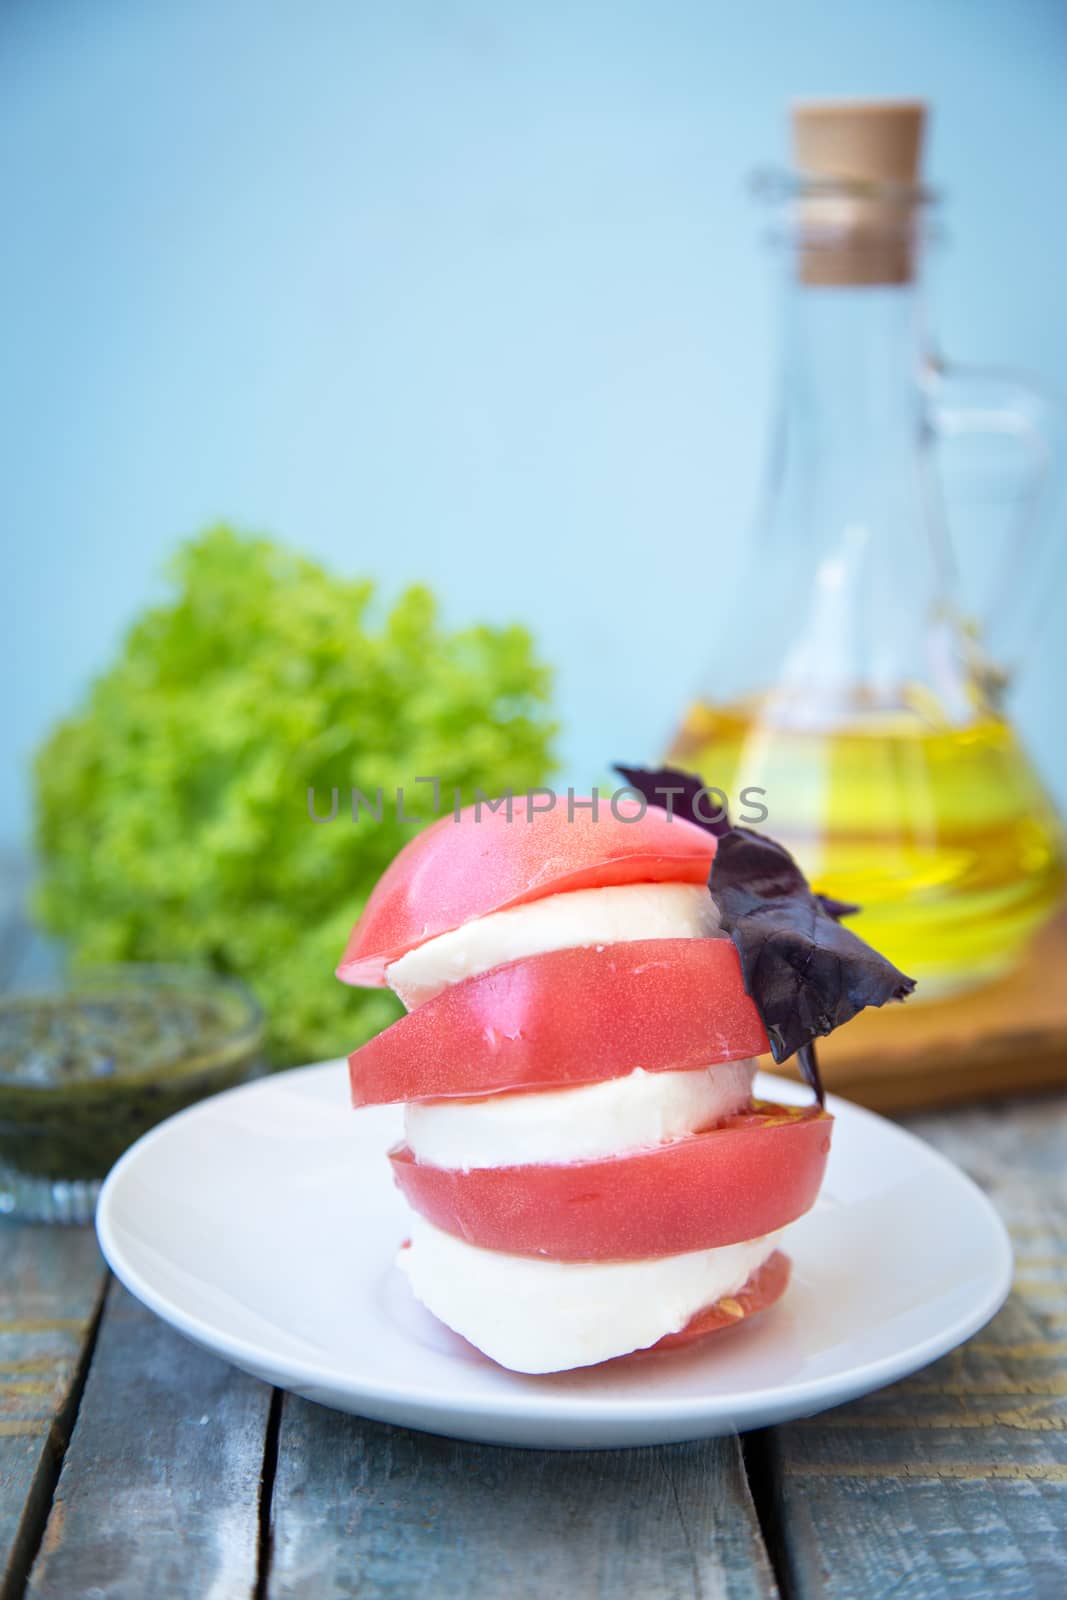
0 1092 1063 1600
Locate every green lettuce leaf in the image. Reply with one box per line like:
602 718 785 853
34 525 558 1066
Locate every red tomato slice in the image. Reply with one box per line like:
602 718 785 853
645 1250 791 1353
336 800 716 986
389 1102 832 1261
349 939 768 1106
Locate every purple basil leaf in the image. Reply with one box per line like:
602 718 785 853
815 892 861 922
613 763 731 838
612 763 914 1107
709 828 916 1100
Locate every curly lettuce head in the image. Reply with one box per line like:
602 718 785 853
34 526 557 1065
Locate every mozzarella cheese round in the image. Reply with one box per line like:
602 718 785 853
386 881 722 1008
404 1060 756 1170
399 1216 782 1373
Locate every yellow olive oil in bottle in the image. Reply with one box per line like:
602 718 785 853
667 102 1064 995
669 703 1063 992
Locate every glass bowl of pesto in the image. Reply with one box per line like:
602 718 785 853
0 966 264 1223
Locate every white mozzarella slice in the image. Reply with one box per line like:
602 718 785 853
386 881 721 1008
399 1217 784 1373
404 1060 756 1170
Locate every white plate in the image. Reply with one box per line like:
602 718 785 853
97 1061 1012 1450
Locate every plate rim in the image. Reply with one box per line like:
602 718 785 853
96 1059 1014 1426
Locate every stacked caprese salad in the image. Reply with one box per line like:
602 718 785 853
337 792 853 1374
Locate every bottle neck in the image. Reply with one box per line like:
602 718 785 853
780 278 925 450
746 264 968 724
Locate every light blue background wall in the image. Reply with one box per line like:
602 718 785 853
3 0 1066 844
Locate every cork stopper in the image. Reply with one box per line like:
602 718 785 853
790 100 927 285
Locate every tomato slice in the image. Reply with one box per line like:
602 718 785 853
645 1250 791 1353
348 939 768 1107
389 1102 832 1261
336 800 716 986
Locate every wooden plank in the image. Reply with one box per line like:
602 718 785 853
773 910 1067 1114
0 1224 106 1600
0 869 107 1598
267 1402 778 1600
769 1093 1067 1600
24 1284 273 1600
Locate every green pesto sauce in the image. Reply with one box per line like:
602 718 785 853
0 978 262 1181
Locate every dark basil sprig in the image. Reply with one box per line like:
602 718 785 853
614 764 916 1105
615 764 731 839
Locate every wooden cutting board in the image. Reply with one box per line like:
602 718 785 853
772 908 1067 1114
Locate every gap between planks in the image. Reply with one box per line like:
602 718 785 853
742 1430 795 1600
255 1389 284 1600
